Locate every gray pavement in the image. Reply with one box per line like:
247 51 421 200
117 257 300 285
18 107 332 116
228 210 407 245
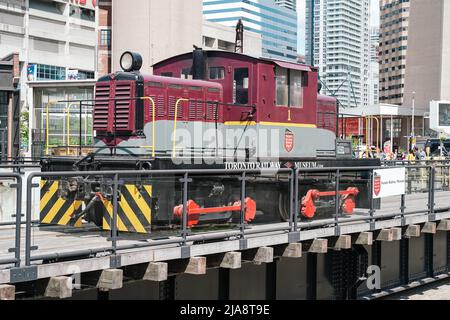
390 280 450 300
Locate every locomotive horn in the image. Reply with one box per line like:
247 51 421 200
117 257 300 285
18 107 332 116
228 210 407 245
192 47 207 80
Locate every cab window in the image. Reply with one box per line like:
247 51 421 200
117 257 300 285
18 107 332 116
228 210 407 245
276 67 288 106
275 67 304 108
289 70 303 108
181 68 192 79
233 68 249 105
209 67 225 80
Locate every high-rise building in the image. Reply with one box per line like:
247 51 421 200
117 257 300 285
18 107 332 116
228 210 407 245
203 0 298 61
379 0 410 105
369 28 380 106
403 0 450 116
274 0 297 11
305 0 370 108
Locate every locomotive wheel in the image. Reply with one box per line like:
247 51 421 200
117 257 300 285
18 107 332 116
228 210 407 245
85 202 104 228
278 192 290 222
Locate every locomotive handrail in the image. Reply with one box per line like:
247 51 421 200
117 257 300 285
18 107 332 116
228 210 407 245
140 96 156 158
366 115 380 158
172 98 189 157
45 101 58 156
65 102 82 152
47 97 256 158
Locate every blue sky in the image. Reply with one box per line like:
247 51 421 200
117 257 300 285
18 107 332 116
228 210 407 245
297 0 380 54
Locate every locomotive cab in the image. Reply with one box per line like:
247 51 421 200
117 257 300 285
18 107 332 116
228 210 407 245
152 49 338 159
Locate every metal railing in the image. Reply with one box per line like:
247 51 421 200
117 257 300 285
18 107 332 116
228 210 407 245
0 173 22 268
0 162 449 269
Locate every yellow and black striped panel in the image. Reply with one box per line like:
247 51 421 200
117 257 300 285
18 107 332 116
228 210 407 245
40 180 83 227
102 184 152 234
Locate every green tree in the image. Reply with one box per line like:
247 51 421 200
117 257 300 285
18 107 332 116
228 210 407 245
20 111 29 151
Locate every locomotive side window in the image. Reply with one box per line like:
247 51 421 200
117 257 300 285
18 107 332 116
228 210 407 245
209 67 225 80
182 68 192 79
161 72 173 77
168 84 183 89
290 70 303 108
146 81 163 88
275 67 304 108
276 67 288 106
302 71 309 87
233 67 249 105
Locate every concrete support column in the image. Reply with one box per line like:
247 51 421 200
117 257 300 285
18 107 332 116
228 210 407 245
0 284 15 300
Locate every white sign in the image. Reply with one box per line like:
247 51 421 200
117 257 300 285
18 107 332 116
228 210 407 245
373 168 406 199
430 100 450 136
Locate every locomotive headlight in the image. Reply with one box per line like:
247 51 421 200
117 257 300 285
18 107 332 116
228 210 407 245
120 51 143 72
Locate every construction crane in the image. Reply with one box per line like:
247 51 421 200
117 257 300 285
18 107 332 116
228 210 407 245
235 19 244 54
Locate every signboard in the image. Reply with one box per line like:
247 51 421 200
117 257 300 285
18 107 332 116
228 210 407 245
27 64 36 81
339 118 360 137
430 101 450 136
372 168 406 199
439 103 450 127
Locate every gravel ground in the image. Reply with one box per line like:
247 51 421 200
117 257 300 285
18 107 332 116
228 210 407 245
390 281 450 300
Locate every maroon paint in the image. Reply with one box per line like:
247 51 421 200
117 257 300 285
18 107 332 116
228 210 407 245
94 51 337 146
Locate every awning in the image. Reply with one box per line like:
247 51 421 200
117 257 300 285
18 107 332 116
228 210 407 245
271 60 312 72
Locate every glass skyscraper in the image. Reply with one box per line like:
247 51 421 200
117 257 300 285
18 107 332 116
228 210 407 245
203 0 298 61
305 0 370 108
275 0 297 11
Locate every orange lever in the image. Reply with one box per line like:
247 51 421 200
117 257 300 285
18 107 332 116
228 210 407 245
301 188 359 219
173 198 257 227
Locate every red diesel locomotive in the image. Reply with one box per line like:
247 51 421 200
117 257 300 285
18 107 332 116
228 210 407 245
40 49 377 233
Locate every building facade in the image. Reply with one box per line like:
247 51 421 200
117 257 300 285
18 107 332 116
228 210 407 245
0 0 97 86
97 0 112 76
0 0 98 157
274 0 296 11
379 0 410 106
305 0 370 109
344 0 450 150
202 20 262 57
0 53 20 160
369 27 379 106
203 0 298 61
403 0 450 117
112 0 203 72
